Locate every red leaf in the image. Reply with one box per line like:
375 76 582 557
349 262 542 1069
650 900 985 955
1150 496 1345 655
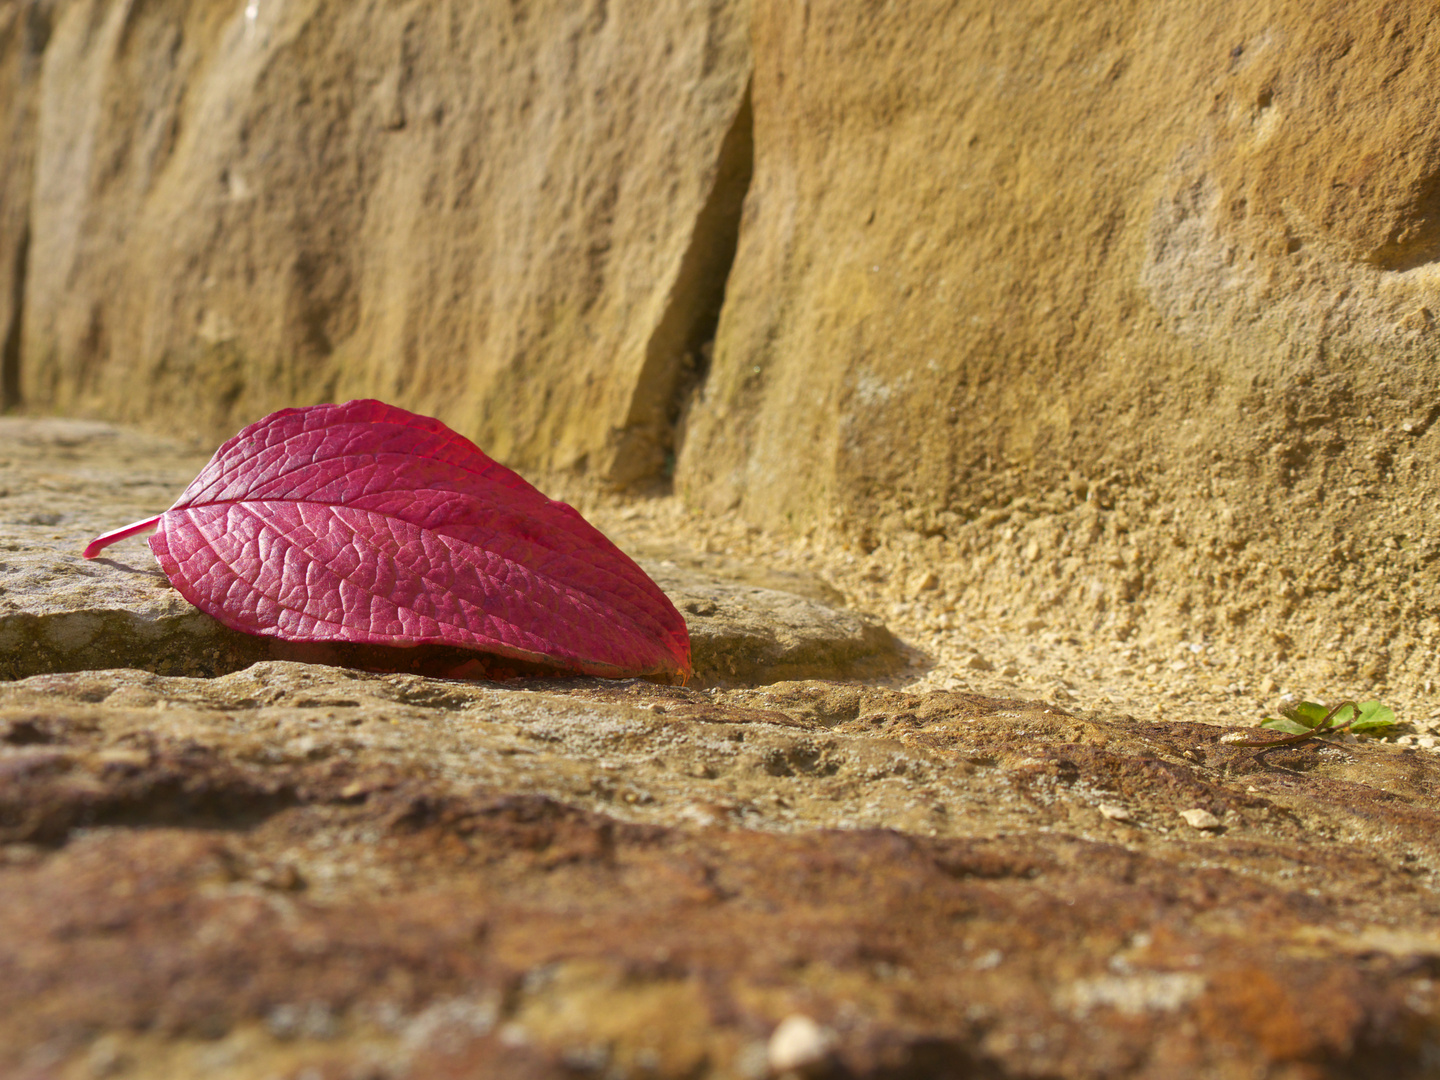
84 400 691 682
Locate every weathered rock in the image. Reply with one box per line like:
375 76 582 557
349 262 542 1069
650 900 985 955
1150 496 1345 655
4 663 1440 1077
647 564 898 685
673 0 1440 672
13 0 750 483
682 0 1440 521
0 418 899 685
0 541 269 679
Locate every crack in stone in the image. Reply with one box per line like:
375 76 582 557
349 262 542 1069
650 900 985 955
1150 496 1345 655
607 81 754 489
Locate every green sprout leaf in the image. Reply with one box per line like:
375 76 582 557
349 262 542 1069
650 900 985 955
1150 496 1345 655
1259 699 1396 737
1290 701 1332 727
1261 701 1330 733
1259 717 1313 735
1349 700 1396 734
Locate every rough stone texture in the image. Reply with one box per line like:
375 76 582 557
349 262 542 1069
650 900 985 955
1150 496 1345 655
6 664 1440 1078
649 565 897 686
674 0 1440 681
12 0 750 482
0 418 257 678
0 419 899 685
684 0 1440 521
10 7 1440 1070
20 422 1440 1077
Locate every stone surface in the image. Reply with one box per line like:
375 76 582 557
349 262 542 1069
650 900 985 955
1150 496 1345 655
672 0 1440 679
5 663 1440 1077
9 4 1440 1072
682 0 1440 521
0 0 44 411
648 564 897 686
14 423 1440 1078
0 419 899 685
9 0 751 483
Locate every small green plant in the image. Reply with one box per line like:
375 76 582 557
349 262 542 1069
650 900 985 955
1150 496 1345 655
1260 699 1396 737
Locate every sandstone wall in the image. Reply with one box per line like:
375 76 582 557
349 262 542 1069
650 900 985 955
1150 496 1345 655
675 0 1440 685
682 0 1440 525
8 0 1440 683
0 0 48 411
9 0 750 481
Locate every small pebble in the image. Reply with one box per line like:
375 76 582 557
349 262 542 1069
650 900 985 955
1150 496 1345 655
964 653 994 672
1179 808 1221 830
768 1015 833 1072
973 949 1003 970
1098 803 1132 822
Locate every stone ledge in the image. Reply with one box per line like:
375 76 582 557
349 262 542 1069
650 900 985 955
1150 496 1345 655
0 419 901 686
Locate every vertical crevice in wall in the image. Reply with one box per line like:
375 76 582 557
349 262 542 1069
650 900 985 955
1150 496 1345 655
607 80 753 489
1 222 28 411
2 0 51 414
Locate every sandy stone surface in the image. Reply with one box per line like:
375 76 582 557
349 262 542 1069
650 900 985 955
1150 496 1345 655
11 3 1440 1072
12 2 1440 701
582 493 1440 749
8 0 1440 799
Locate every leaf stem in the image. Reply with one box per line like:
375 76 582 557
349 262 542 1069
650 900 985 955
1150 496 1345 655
1229 700 1359 749
82 515 164 559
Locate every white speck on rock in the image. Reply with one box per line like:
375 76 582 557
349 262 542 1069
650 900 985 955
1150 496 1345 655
973 948 1003 970
767 1014 833 1072
1059 972 1205 1017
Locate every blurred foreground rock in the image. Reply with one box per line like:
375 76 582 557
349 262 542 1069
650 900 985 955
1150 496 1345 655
6 665 1440 1078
